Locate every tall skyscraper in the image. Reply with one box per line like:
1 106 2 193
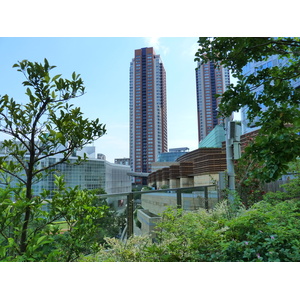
195 60 230 144
129 47 167 184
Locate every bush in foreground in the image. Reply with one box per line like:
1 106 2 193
87 196 300 262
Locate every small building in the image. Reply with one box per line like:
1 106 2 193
97 153 106 160
114 158 130 166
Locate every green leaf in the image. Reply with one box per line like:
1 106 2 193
26 88 32 96
52 74 61 82
36 235 47 245
44 74 50 83
44 58 49 70
8 238 15 247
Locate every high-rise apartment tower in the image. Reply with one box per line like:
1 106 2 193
129 47 167 184
195 60 230 143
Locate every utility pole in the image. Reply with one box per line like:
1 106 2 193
225 117 235 203
225 118 241 203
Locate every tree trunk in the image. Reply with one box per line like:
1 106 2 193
20 206 31 253
19 150 34 254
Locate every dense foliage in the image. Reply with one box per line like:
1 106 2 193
91 176 300 262
195 37 300 182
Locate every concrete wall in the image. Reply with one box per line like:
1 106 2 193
138 188 219 236
180 177 194 188
141 193 177 216
141 190 218 216
169 178 180 189
137 209 161 239
194 173 219 186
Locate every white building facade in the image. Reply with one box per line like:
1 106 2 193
0 145 131 196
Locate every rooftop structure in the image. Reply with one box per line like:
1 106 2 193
157 147 189 162
198 124 225 148
114 158 130 166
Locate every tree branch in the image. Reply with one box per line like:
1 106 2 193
0 112 31 153
29 214 64 239
32 148 75 178
0 166 27 185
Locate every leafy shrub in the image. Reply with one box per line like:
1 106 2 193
0 178 108 262
152 208 224 262
95 207 226 262
221 200 300 261
94 197 300 262
94 236 153 262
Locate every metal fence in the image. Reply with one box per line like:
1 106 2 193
264 180 289 193
98 185 218 239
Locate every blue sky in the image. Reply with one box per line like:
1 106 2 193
0 37 204 162
0 3 292 164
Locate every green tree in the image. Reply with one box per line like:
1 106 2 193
195 37 300 182
0 59 107 261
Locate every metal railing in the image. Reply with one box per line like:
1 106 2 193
98 185 217 239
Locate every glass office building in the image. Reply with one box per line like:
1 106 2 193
0 146 132 197
241 54 300 134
